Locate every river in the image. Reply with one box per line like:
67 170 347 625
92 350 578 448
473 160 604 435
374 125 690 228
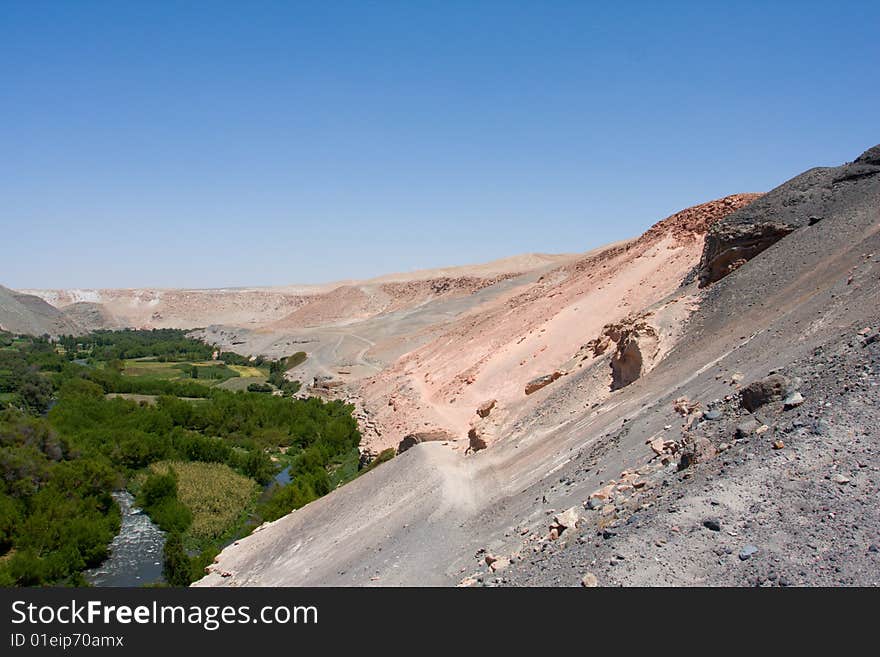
86 466 292 586
84 491 165 587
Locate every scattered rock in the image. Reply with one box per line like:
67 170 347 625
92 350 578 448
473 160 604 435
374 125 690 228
525 371 562 395
489 557 509 573
467 426 488 453
703 518 722 532
476 399 496 418
580 572 599 587
832 473 851 485
678 435 716 470
673 396 701 416
772 439 785 450
702 409 723 421
736 419 760 438
552 507 581 533
783 392 804 409
397 429 455 453
739 545 759 561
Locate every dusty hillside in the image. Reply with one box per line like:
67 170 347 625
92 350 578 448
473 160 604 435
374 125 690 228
21 253 567 333
196 145 878 587
60 302 124 332
0 285 82 336
20 287 317 330
352 194 761 455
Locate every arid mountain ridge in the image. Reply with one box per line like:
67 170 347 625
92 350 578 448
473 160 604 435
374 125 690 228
192 144 879 587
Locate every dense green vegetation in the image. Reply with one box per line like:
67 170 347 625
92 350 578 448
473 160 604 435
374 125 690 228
58 329 214 362
0 328 371 587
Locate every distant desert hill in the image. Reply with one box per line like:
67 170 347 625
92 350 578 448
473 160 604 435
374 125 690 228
0 285 82 336
19 252 578 332
59 302 124 332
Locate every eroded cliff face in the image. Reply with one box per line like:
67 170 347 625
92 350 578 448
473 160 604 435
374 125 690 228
350 194 760 455
698 145 880 287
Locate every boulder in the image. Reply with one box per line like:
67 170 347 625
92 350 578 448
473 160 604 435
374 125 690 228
581 573 599 587
740 374 792 412
397 429 455 454
525 371 562 395
489 557 509 573
735 418 760 438
476 399 496 418
610 322 659 390
467 426 488 453
552 507 581 532
678 435 716 470
783 392 804 409
673 396 701 416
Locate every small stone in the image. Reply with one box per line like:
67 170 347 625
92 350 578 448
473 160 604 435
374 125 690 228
783 392 804 409
489 557 509 573
580 572 599 587
832 473 850 485
703 409 723 421
703 518 722 532
553 507 581 531
736 419 760 438
772 440 785 450
739 545 759 560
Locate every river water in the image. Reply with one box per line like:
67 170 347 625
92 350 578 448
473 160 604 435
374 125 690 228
86 466 291 586
84 491 165 587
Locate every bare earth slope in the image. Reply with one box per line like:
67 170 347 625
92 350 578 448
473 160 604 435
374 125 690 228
20 253 572 333
0 285 82 335
197 146 878 587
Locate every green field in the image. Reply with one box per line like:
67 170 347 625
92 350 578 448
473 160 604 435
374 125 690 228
103 393 208 405
147 461 260 545
122 358 269 391
228 364 266 377
215 376 273 392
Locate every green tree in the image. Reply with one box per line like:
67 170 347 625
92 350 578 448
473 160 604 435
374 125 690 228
162 532 193 586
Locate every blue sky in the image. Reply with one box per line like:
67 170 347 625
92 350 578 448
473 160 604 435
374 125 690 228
2 1 878 289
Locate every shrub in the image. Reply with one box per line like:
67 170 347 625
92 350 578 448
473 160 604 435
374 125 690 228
162 532 192 586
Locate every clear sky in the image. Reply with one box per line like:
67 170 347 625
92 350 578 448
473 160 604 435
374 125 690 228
2 1 878 289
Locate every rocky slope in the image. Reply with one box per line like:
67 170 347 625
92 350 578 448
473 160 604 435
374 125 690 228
195 145 879 587
0 285 82 335
350 193 760 456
